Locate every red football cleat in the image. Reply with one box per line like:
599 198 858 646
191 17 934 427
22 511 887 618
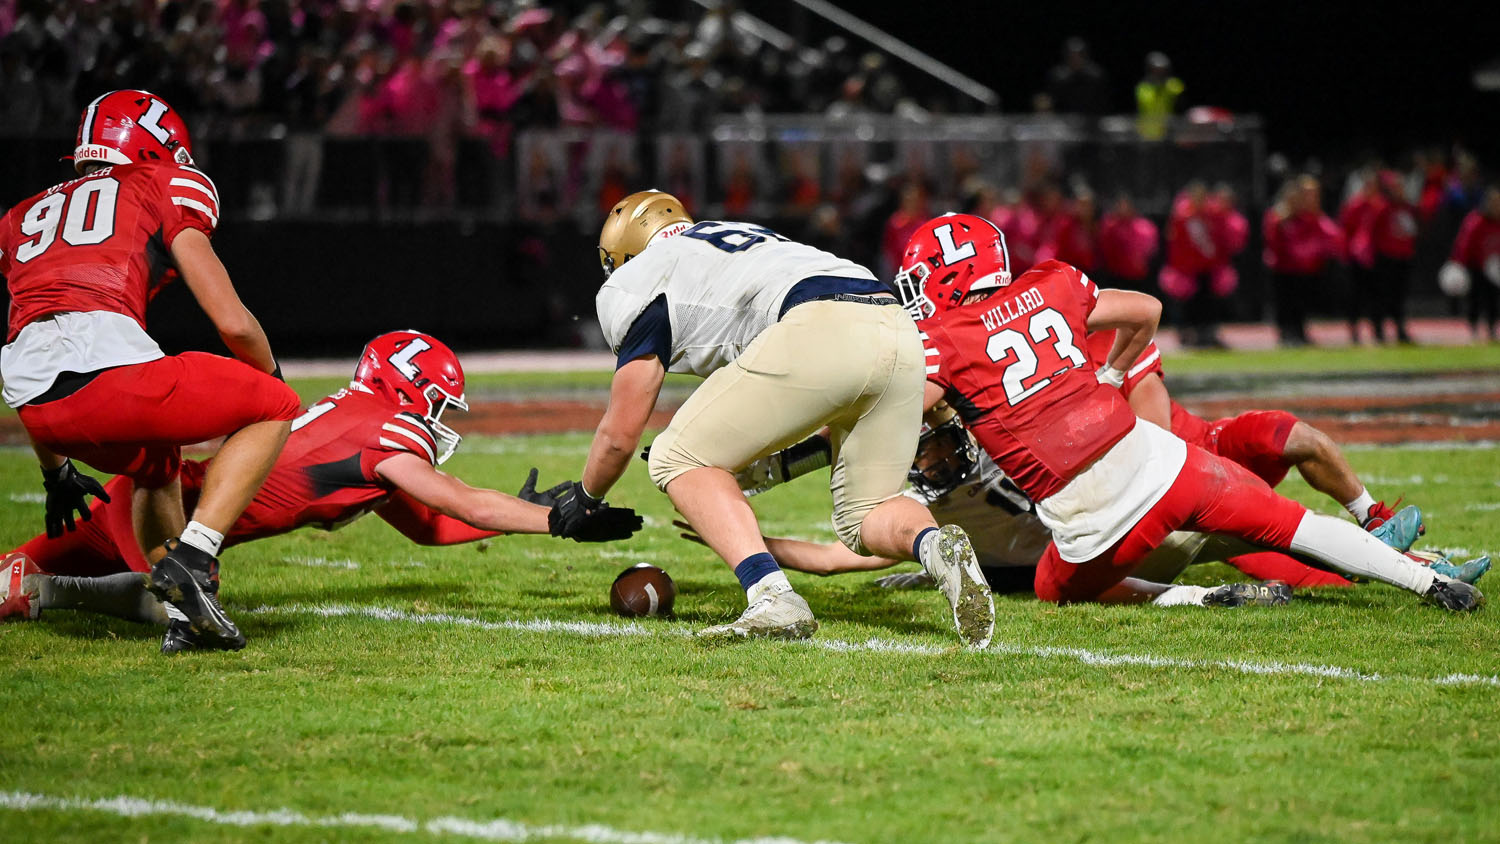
0 552 41 621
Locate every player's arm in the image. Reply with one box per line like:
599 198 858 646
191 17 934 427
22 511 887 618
767 536 900 576
1085 289 1161 378
1126 372 1172 429
923 380 946 412
374 453 550 535
580 354 666 499
675 518 897 576
374 488 503 546
170 228 279 376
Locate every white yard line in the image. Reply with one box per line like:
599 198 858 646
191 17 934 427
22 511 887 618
250 604 1500 689
0 790 849 844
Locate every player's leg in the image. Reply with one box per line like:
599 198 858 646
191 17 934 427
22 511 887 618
1218 412 1422 551
649 311 877 639
1180 446 1480 609
1277 419 1423 550
824 304 993 646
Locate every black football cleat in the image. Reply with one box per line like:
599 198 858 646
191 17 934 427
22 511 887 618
148 539 242 644
1424 579 1484 612
160 618 245 654
1204 581 1293 608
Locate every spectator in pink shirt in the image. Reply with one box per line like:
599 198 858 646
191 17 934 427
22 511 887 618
1263 175 1343 346
1098 193 1159 292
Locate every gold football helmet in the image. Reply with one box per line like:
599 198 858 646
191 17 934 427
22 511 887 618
598 190 693 278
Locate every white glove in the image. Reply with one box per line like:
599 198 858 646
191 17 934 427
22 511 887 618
1486 254 1500 287
1095 365 1126 389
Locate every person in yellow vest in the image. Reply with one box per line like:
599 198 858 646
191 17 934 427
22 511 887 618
1136 52 1184 141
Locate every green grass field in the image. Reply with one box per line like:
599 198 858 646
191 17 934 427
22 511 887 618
3 348 1499 843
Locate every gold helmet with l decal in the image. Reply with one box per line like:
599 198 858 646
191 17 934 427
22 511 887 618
598 190 693 278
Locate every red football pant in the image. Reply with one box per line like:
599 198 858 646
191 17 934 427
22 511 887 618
17 352 300 488
13 474 146 576
1226 551 1352 588
1209 410 1297 487
1035 444 1309 603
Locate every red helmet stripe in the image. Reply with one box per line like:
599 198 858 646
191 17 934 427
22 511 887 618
982 216 1011 274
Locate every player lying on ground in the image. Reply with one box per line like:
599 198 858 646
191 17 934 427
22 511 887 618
559 190 993 646
1085 331 1489 585
684 409 1292 607
894 213 1480 609
716 405 1485 599
1 89 302 651
0 331 643 651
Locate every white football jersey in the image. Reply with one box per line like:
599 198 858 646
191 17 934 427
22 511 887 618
596 221 877 377
906 455 1052 569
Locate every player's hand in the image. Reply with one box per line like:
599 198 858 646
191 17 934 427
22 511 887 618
1095 365 1125 389
548 485 643 542
41 459 111 538
567 504 644 542
672 519 707 547
517 467 572 507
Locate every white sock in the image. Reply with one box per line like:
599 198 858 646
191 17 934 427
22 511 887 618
1152 585 1213 607
179 521 225 557
746 570 791 604
1343 488 1377 524
1289 512 1435 594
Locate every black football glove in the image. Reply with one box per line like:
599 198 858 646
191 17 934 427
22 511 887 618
548 485 643 542
568 504 645 542
41 459 111 538
516 467 573 507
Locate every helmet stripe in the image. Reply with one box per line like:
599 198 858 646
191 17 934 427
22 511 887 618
983 217 1011 273
79 92 111 145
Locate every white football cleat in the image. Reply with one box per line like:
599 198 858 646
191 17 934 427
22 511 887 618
919 525 994 649
697 583 818 641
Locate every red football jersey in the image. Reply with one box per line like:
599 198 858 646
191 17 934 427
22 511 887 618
183 386 442 543
921 259 1138 501
1 162 219 342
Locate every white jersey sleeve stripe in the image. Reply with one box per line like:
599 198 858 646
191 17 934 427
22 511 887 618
169 177 219 212
179 165 221 203
1127 346 1161 379
381 423 437 463
171 197 218 227
925 364 941 374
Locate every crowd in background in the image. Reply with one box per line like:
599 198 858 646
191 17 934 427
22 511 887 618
1 1 1496 344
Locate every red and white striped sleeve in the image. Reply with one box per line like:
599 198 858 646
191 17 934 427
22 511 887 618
1122 340 1164 397
374 412 441 466
159 164 221 242
919 328 942 380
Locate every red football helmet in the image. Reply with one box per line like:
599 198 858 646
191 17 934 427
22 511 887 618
893 213 1012 320
71 90 195 174
354 331 469 463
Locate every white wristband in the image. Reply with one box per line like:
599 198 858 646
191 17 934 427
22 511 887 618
1096 366 1126 388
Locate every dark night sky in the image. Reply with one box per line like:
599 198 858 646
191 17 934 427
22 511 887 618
847 0 1498 165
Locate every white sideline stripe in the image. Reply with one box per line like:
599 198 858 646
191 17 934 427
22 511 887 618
0 791 851 844
251 604 1500 689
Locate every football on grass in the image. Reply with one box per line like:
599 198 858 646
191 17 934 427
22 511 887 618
610 564 676 618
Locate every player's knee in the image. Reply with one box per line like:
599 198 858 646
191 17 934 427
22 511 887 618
832 505 876 556
131 449 182 490
646 435 702 492
264 378 302 422
1283 419 1331 463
